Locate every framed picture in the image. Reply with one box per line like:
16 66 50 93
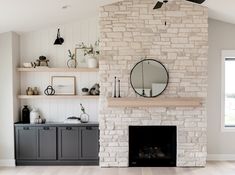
75 48 87 67
51 76 76 95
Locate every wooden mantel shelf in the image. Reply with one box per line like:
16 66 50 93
107 97 203 107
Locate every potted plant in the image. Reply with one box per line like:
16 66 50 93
78 40 100 68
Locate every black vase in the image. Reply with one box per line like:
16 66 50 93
22 105 30 123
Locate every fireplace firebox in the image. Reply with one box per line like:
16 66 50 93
129 126 176 167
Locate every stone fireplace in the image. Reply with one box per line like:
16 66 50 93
99 0 208 167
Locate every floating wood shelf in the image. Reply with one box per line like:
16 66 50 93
18 95 99 100
107 97 203 107
17 67 99 72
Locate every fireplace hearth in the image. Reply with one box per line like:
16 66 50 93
129 126 177 167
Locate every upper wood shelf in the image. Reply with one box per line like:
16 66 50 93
18 95 99 100
107 97 203 107
17 67 99 72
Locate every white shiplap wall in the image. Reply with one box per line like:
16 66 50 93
20 16 100 122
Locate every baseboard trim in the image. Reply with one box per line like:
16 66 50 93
207 154 235 161
0 159 15 167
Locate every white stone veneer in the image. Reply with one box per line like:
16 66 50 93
99 0 208 167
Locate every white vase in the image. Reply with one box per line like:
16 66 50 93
87 56 98 68
30 108 40 124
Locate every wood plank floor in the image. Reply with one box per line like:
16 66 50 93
0 162 235 175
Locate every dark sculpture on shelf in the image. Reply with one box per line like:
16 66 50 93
89 83 100 95
44 86 55 96
33 56 49 67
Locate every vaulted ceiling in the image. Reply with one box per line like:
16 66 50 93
0 0 233 34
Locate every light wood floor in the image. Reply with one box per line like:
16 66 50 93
0 162 235 175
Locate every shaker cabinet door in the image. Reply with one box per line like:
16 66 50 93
58 127 79 160
80 126 99 160
38 127 57 160
15 127 37 160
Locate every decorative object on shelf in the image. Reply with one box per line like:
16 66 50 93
54 28 64 45
75 40 99 68
30 108 40 124
87 55 98 68
81 87 89 96
113 77 117 98
26 87 40 95
51 76 76 95
44 85 55 96
80 103 89 123
33 87 39 95
118 79 121 98
67 49 77 68
74 48 86 67
22 105 30 123
23 62 33 68
89 83 100 95
26 87 34 95
64 116 81 124
34 56 49 67
130 59 169 98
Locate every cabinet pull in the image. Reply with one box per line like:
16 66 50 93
23 127 29 130
66 127 72 130
86 126 92 130
43 127 50 130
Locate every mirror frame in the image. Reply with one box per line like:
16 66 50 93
130 59 169 98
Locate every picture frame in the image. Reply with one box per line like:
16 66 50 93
75 48 87 67
51 76 76 95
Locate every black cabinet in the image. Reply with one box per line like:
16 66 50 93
80 126 99 160
58 127 80 160
38 127 57 160
15 126 37 160
15 123 99 165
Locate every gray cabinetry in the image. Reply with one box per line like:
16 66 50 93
38 127 57 160
15 123 99 165
80 126 99 160
15 126 37 160
58 127 80 160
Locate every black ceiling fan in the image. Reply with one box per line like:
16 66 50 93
153 0 206 9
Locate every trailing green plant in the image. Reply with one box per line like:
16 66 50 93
78 40 100 57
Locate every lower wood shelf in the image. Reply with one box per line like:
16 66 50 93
107 97 203 107
18 95 99 100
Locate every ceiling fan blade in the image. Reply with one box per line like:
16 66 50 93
186 0 206 4
153 1 163 9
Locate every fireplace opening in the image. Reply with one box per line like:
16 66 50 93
129 126 176 167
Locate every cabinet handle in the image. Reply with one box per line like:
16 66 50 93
86 126 92 130
43 127 50 130
66 127 72 130
23 127 29 130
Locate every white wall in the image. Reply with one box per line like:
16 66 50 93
20 16 100 122
208 19 235 159
0 32 20 166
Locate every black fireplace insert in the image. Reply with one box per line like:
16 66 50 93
129 126 176 167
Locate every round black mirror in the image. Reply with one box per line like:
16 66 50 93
130 59 169 98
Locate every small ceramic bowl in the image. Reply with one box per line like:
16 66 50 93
23 62 33 68
81 92 89 96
